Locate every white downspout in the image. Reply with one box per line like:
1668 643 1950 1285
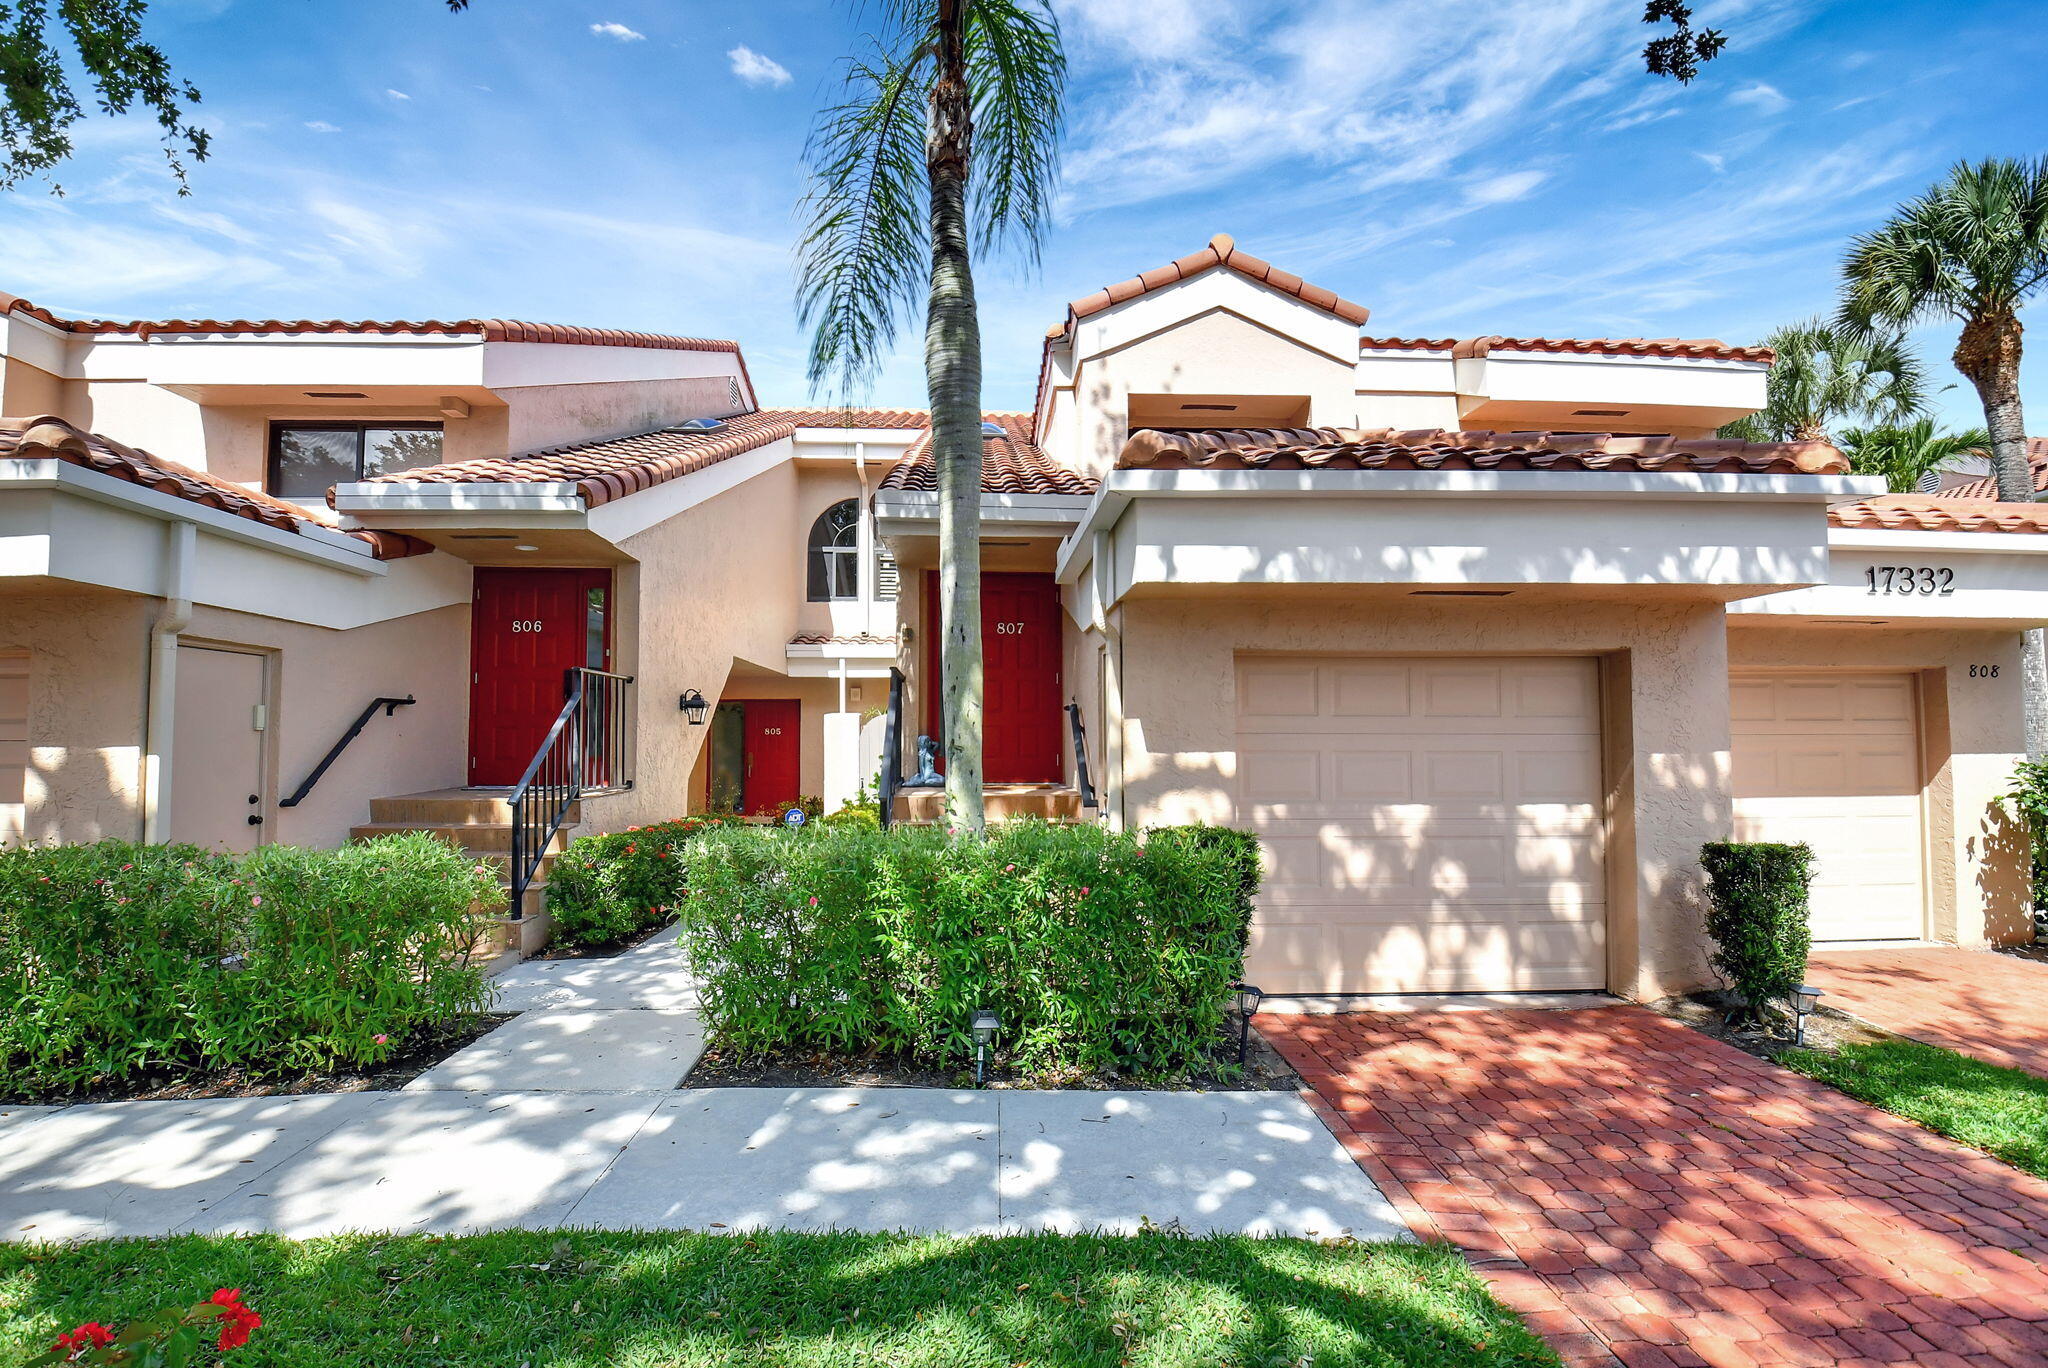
1090 526 1125 831
142 520 196 843
852 442 873 637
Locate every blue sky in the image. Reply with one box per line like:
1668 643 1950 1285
13 0 2044 430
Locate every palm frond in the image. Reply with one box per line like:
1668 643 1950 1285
796 42 933 398
963 0 1066 261
1734 317 1925 442
1841 157 2048 332
1840 418 1993 493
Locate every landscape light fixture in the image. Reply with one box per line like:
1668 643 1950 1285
971 1009 999 1086
679 689 710 725
1231 982 1266 1064
1790 984 1823 1045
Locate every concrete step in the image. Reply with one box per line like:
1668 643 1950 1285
892 785 1085 824
368 789 583 828
348 822 573 856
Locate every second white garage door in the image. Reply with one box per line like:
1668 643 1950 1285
1730 671 1926 943
1236 655 1606 995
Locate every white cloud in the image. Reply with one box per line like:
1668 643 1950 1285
1695 151 1727 173
1728 82 1791 114
727 45 791 88
304 120 341 134
1059 0 1247 61
589 21 645 42
1463 170 1548 206
386 88 411 101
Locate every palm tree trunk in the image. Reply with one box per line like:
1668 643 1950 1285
1956 312 2048 754
928 0 985 831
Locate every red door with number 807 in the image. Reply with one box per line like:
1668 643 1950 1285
924 570 1063 784
469 567 611 785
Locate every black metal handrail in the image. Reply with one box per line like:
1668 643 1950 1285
280 696 416 808
1065 702 1098 808
507 667 634 917
878 667 905 828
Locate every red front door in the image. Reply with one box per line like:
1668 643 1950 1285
469 567 611 786
741 699 801 814
924 571 1064 784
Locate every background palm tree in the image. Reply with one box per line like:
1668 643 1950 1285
796 0 1065 833
1838 419 1990 493
1838 157 2048 503
1716 318 1925 444
1840 156 2048 755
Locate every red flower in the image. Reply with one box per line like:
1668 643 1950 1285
52 1322 115 1353
208 1288 261 1352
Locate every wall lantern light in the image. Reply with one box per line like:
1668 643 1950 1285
679 689 710 725
1790 984 1823 1045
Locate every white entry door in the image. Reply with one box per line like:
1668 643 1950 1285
169 646 267 853
1235 655 1607 994
1731 671 1925 943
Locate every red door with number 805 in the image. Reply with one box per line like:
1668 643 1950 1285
469 567 611 785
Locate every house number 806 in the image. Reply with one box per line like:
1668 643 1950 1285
509 620 545 632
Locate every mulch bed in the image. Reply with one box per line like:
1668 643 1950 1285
684 1011 1303 1092
0 1013 516 1106
1648 988 1895 1064
527 919 675 962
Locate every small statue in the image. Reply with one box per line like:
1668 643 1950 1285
905 734 943 787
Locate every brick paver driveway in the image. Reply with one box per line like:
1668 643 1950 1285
1262 1005 2048 1368
1807 947 2048 1078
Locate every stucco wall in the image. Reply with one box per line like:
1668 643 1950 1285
1726 621 2032 946
502 376 743 456
0 591 152 843
1112 592 1736 999
604 461 807 829
181 600 470 848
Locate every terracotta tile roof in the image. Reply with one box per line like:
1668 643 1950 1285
0 415 429 558
1048 234 1371 344
360 407 1073 509
877 412 1098 496
788 632 898 646
1118 426 1847 475
1931 438 2048 500
1358 335 1774 362
1828 494 2048 535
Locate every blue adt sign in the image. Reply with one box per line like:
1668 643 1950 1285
782 807 808 828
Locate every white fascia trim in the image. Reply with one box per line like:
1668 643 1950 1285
0 458 387 575
142 331 481 347
792 427 925 447
1053 468 1875 583
785 642 898 661
589 435 796 543
334 481 586 534
1828 529 2048 555
873 489 1092 540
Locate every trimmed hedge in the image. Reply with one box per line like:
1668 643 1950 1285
543 816 725 948
0 833 497 1092
680 820 1258 1078
1700 840 1814 1030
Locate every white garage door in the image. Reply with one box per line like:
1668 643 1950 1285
1730 672 1925 943
1235 655 1606 995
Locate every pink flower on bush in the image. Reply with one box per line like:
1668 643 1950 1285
52 1323 115 1354
120 863 133 872
374 1034 389 1045
1080 886 1091 897
808 896 819 907
250 895 262 907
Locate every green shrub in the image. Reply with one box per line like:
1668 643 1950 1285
2001 758 2048 939
0 833 497 1093
1699 840 1814 1032
681 820 1255 1078
822 803 880 830
545 816 723 948
1147 824 1261 956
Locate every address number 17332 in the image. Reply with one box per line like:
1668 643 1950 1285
1865 565 1954 596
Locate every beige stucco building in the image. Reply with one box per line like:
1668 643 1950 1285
2 237 2042 997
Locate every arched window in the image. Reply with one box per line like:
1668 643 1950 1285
808 499 860 601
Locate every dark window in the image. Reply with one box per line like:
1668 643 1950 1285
268 422 443 500
807 499 860 601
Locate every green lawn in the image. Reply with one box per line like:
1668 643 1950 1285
0 1230 1559 1367
1781 1037 2048 1179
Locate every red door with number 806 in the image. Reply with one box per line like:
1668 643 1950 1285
469 567 611 785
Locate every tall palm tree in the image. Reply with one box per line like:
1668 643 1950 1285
1839 157 2048 503
797 1 1065 833
1841 157 2048 758
1838 419 1990 493
1715 319 1925 444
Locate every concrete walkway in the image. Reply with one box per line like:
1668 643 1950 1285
0 1087 1404 1242
0 925 1405 1244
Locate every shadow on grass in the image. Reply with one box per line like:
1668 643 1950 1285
1780 1036 2048 1179
0 1229 1560 1367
